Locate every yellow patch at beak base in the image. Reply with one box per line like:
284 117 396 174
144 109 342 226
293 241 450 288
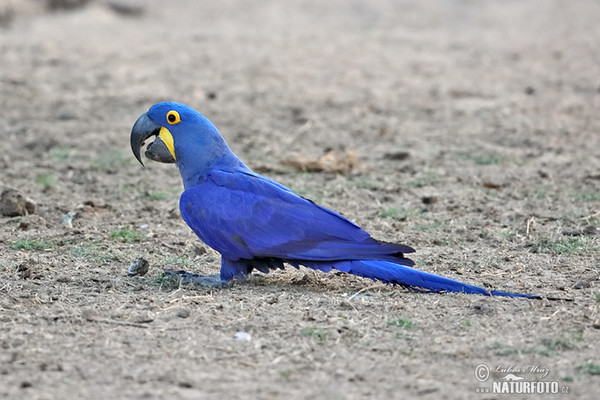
159 127 176 161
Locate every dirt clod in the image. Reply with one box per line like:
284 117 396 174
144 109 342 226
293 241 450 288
17 264 31 279
0 188 36 217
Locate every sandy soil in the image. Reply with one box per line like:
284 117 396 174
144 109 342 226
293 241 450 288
1 1 599 399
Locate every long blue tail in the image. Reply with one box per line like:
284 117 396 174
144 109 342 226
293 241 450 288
294 259 540 299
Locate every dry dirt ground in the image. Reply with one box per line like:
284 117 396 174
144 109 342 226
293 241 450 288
1 1 600 399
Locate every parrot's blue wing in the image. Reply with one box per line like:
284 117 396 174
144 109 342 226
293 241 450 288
179 169 414 263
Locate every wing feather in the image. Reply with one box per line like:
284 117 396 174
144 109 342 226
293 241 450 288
179 170 413 261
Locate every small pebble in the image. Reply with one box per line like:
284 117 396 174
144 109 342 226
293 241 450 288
107 0 145 16
234 331 252 341
473 304 495 314
383 151 411 160
127 258 149 276
62 212 77 228
421 196 439 205
46 0 91 10
17 264 31 279
573 280 590 289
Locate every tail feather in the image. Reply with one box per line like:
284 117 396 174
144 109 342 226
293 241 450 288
298 259 539 299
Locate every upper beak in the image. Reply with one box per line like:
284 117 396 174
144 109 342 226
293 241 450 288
130 112 176 166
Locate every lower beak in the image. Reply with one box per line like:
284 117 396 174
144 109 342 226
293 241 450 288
130 112 176 165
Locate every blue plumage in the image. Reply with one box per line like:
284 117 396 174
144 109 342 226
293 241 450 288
130 102 540 298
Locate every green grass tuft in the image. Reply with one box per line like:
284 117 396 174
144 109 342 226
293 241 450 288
110 227 142 243
577 362 600 376
491 337 574 357
152 273 181 287
387 318 416 329
491 341 520 357
146 191 169 201
572 191 600 202
67 244 115 264
378 207 410 220
164 256 190 265
93 150 132 172
353 177 384 190
37 173 56 189
410 222 442 231
473 154 501 165
11 239 55 251
49 147 71 161
407 172 439 188
300 327 328 342
531 236 598 255
279 369 293 380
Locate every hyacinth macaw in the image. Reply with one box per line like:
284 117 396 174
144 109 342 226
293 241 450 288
130 101 539 298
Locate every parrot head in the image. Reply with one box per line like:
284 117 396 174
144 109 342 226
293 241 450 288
131 102 244 187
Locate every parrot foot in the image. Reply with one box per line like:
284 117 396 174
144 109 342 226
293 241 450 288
162 269 230 288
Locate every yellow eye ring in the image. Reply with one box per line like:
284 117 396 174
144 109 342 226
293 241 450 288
166 110 181 125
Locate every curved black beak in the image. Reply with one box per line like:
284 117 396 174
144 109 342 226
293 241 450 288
130 112 176 166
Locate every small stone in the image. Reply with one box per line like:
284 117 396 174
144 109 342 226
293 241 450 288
0 188 36 217
0 1 14 27
17 264 31 279
573 280 590 289
46 0 92 10
176 308 191 318
472 304 494 314
127 258 149 276
421 196 438 205
234 331 252 341
482 182 501 189
383 151 411 161
107 0 145 16
193 245 207 256
538 170 550 179
133 314 154 324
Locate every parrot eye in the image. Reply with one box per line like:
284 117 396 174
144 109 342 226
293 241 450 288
166 110 181 125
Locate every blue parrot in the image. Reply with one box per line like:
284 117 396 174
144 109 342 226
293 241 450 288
130 101 539 298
